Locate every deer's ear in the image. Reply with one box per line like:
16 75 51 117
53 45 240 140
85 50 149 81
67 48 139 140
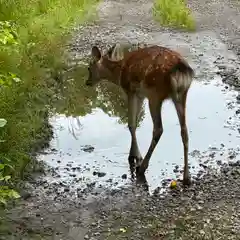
91 46 101 60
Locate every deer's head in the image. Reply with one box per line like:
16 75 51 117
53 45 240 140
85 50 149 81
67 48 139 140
86 46 110 87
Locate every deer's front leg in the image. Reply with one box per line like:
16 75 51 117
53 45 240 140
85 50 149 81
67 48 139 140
128 94 143 168
137 97 163 175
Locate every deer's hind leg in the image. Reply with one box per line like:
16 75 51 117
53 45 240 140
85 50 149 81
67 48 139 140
172 91 190 186
128 94 144 169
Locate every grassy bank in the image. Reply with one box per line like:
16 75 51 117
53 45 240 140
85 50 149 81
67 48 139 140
0 0 98 204
153 0 195 31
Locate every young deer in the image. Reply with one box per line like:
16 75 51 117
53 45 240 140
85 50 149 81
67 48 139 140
86 44 194 185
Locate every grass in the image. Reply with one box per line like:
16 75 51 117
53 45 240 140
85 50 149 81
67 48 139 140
0 0 99 180
153 0 196 31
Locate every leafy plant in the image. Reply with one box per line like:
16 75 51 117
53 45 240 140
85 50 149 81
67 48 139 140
0 21 21 86
153 0 196 31
0 119 20 206
0 0 98 207
0 71 21 86
0 21 21 206
0 21 18 46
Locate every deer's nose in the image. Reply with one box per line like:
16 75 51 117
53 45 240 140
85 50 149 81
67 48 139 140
85 80 92 86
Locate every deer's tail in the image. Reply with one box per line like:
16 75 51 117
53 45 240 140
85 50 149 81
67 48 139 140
170 61 194 101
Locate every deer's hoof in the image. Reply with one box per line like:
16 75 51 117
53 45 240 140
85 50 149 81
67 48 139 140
182 177 191 186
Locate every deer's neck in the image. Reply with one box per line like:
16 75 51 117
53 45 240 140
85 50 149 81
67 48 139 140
103 58 122 86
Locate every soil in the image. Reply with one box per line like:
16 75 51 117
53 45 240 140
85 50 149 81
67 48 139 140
1 0 240 239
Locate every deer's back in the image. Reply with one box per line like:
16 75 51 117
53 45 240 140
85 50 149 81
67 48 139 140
108 42 148 61
120 46 191 96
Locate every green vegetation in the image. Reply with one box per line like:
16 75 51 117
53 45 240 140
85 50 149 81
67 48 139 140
153 0 196 31
0 0 98 206
0 119 20 206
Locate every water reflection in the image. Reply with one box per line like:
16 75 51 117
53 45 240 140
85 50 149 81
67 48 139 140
42 76 240 193
56 66 98 118
55 64 145 127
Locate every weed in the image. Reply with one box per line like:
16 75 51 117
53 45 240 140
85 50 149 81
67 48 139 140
153 0 196 31
0 0 99 195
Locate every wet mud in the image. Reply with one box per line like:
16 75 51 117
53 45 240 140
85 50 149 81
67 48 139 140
1 0 240 239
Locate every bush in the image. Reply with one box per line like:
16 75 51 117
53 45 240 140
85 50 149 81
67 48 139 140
0 119 20 206
153 0 195 31
0 0 98 204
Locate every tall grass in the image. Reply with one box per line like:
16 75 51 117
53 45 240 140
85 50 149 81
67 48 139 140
153 0 195 31
0 0 98 178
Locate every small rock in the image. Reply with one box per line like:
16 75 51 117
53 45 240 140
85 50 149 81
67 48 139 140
199 163 207 169
209 152 215 158
98 172 106 177
229 154 236 160
81 145 95 153
196 204 203 210
93 171 106 177
84 234 89 239
217 160 222 166
173 168 179 173
121 174 127 179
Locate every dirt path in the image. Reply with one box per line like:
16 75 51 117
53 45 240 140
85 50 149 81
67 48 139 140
1 0 240 239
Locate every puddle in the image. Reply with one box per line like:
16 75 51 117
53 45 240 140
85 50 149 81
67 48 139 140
39 76 240 193
39 32 240 194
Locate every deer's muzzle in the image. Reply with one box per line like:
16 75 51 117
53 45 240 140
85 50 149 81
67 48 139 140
85 79 93 86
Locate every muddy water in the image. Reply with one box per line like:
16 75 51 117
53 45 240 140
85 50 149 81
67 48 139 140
39 62 240 194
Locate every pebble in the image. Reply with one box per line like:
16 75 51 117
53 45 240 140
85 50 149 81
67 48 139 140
93 171 106 177
81 145 95 153
121 174 127 179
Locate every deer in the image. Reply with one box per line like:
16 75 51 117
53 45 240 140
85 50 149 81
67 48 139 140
85 43 194 186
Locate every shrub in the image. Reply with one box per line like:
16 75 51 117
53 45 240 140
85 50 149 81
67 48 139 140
153 0 195 31
0 0 99 204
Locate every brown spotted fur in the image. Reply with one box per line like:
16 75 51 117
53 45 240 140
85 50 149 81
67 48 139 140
102 45 194 98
